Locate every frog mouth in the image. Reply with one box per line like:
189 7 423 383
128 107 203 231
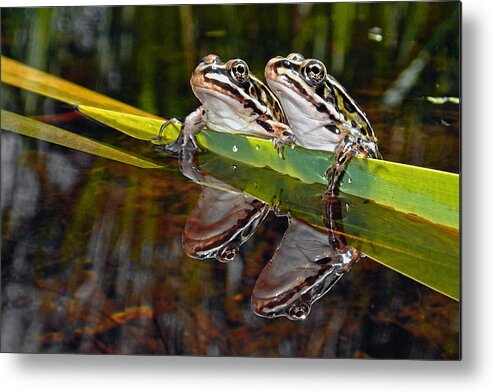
266 80 325 123
194 86 266 117
193 87 248 118
267 79 318 111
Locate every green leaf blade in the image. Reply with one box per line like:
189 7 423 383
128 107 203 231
196 152 459 301
1 56 162 119
77 105 458 229
78 105 175 141
1 110 166 170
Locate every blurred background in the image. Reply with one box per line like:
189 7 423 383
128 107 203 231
1 2 460 358
2 2 460 171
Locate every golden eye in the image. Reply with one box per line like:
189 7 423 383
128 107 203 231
303 60 326 86
230 60 250 84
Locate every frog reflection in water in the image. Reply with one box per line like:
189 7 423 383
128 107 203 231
178 145 270 263
177 145 361 320
251 199 361 320
156 54 295 156
265 53 382 196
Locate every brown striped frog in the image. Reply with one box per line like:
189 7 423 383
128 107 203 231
265 53 381 196
157 54 295 156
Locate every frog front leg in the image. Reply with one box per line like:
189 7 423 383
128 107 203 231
323 135 362 197
255 118 296 158
323 133 382 197
155 107 206 154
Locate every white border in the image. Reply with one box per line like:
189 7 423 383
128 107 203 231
0 0 465 6
2 0 493 391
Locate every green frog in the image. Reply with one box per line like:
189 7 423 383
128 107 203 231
265 53 381 195
157 54 295 156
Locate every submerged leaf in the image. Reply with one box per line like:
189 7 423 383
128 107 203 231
195 152 459 301
1 110 166 170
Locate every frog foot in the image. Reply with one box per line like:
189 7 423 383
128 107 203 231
164 132 200 155
154 115 203 155
182 131 199 150
165 107 204 154
153 118 182 147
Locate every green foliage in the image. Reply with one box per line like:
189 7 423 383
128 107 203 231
77 104 459 230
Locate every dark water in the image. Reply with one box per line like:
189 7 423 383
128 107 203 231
1 3 460 358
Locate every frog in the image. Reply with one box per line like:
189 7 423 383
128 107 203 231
264 53 381 196
156 54 295 156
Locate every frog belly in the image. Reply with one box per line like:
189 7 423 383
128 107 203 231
295 128 339 152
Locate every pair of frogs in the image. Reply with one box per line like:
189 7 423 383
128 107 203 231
157 53 381 196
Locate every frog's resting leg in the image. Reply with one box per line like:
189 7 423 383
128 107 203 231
154 118 178 140
323 134 382 197
157 107 206 154
255 119 296 157
271 132 296 158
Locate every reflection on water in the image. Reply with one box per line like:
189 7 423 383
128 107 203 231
252 214 360 321
178 146 270 263
1 129 459 357
176 145 360 321
1 3 459 358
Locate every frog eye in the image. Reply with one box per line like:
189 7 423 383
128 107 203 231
287 301 311 320
303 60 326 86
230 60 250 84
217 244 238 262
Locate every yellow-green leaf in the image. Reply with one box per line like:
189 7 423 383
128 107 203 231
195 152 459 301
78 105 459 229
78 105 177 142
1 56 162 119
1 110 166 170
